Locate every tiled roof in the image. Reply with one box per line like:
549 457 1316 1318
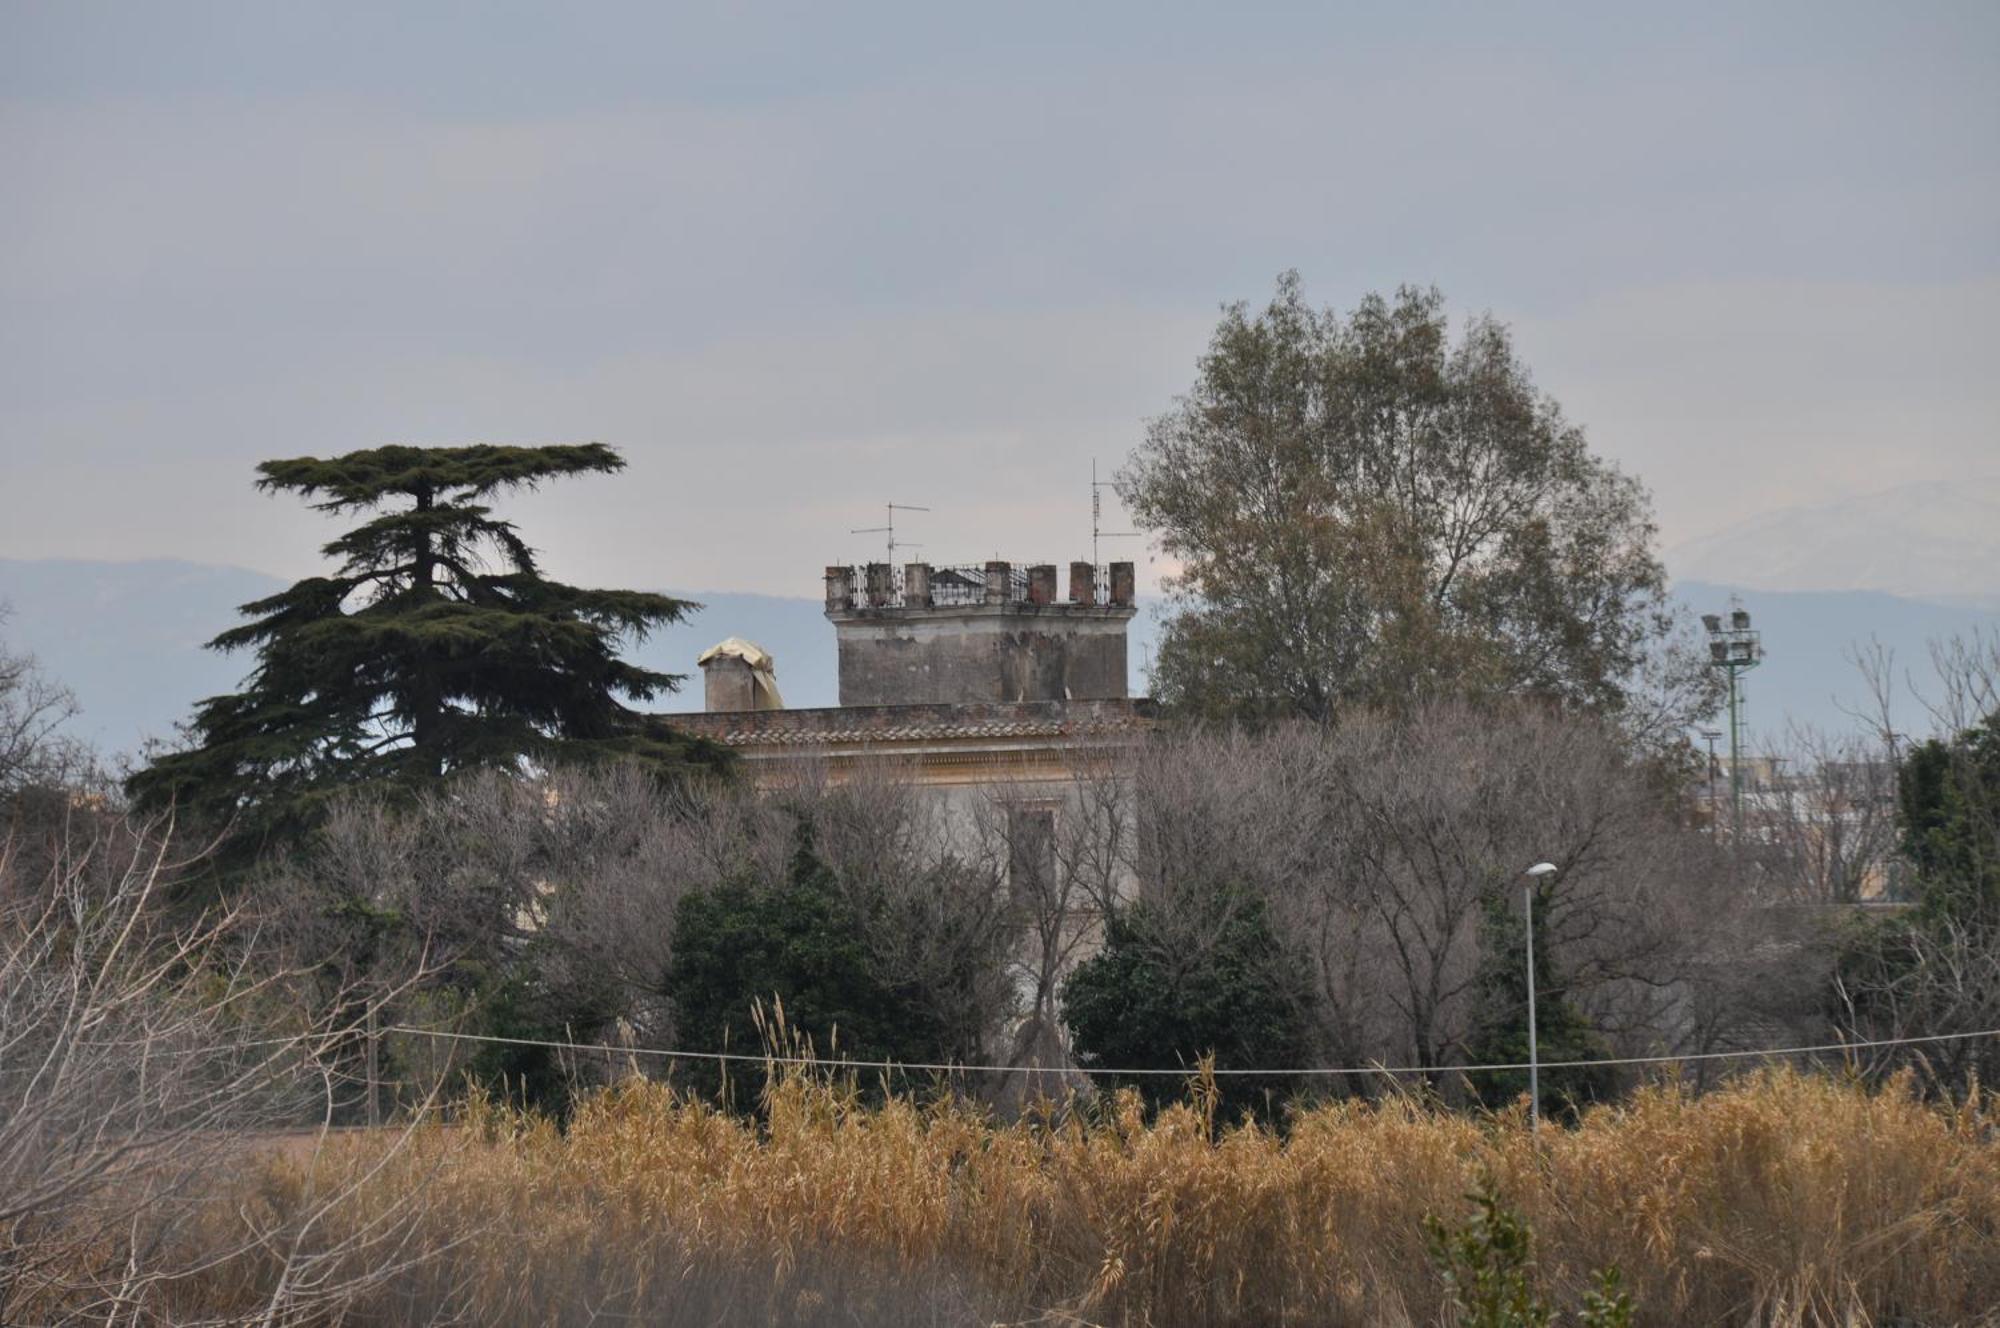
674 700 1155 749
734 721 1047 747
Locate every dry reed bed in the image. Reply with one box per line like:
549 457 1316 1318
177 1069 2000 1324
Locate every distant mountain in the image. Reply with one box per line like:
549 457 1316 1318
0 558 854 758
4 558 1991 763
0 558 286 760
1669 479 2000 610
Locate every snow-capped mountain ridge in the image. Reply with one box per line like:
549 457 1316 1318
1669 478 2000 610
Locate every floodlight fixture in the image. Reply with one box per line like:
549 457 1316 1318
1703 601 1765 844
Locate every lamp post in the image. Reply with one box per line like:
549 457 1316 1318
1523 862 1558 1131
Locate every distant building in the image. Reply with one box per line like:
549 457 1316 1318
674 559 1154 797
673 558 1156 1099
1702 753 1902 903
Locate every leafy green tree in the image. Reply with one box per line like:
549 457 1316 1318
1833 698 2000 1093
1118 274 1711 734
665 830 959 1107
1896 713 2000 917
127 444 724 854
1464 888 1615 1122
1060 885 1316 1118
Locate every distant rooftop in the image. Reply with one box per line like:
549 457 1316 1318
675 699 1156 773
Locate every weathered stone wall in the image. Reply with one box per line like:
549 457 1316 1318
829 606 1134 706
820 559 1138 708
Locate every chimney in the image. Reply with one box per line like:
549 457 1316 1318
1070 561 1096 605
1109 561 1136 607
1026 564 1057 605
984 560 1011 605
865 562 893 608
824 565 853 612
703 655 753 711
700 639 784 712
904 562 932 608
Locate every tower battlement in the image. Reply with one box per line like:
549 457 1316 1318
823 560 1136 707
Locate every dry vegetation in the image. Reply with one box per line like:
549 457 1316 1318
9 633 2000 1325
21 1066 1993 1327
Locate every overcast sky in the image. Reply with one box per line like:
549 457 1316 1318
4 2 1995 598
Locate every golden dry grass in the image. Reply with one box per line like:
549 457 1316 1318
52 1068 2000 1325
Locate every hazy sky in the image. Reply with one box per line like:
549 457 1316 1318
5 2 1996 597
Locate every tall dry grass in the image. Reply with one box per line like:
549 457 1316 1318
34 1067 2000 1326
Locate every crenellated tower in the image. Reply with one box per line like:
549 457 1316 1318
821 560 1137 707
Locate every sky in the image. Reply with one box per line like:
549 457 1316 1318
4 2 1997 599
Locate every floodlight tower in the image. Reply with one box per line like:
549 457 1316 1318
1702 607 1764 842
1698 728 1723 831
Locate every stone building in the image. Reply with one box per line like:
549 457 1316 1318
673 558 1157 1099
673 559 1154 795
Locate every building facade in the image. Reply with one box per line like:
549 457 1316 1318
672 558 1155 1098
674 559 1154 794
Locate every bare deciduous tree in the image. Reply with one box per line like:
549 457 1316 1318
0 811 452 1324
1830 630 2000 1096
1753 723 1901 905
1833 909 2000 1092
1110 706 1793 1095
1 609 93 806
958 762 1138 1104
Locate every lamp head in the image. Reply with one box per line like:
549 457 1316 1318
1524 862 1558 879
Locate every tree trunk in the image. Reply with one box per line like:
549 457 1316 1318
408 485 445 779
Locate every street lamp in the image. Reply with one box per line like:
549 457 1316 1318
1523 861 1559 1132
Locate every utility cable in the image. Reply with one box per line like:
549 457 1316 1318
372 1022 2000 1079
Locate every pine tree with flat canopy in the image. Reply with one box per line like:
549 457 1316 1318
129 444 725 851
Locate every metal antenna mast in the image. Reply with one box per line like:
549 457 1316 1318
1090 459 1138 568
851 503 929 563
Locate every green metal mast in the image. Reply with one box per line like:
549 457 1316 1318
1703 607 1764 841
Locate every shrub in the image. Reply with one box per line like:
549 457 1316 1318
666 829 957 1105
1425 1177 1636 1327
1061 884 1317 1118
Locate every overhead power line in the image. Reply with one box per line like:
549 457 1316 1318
368 1023 2000 1080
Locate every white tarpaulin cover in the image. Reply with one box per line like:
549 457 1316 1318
697 637 785 708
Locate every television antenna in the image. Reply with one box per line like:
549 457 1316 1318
1091 459 1138 567
852 503 929 563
